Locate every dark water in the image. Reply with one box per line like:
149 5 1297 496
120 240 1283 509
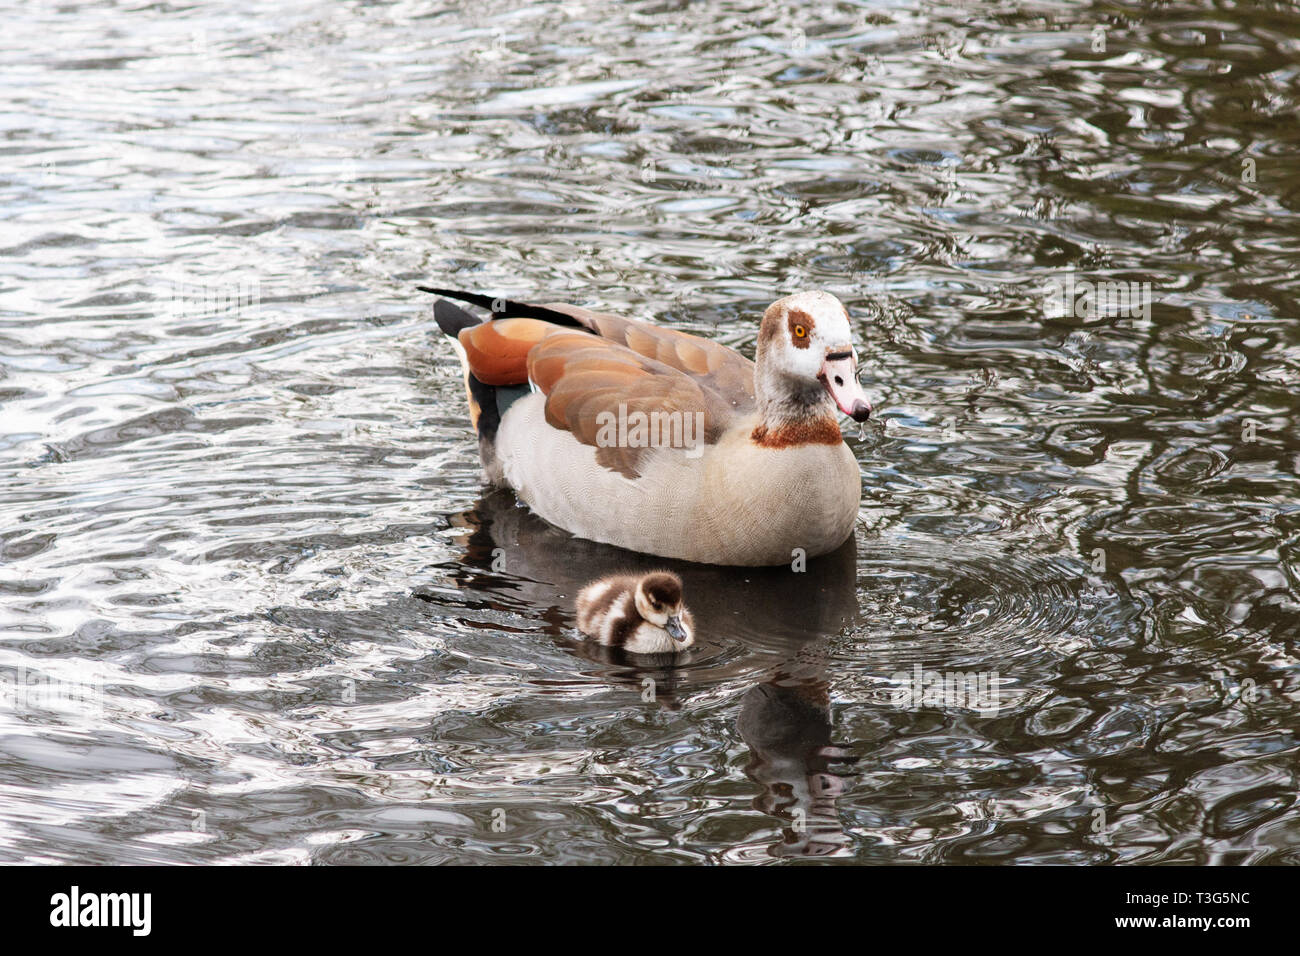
2 0 1299 864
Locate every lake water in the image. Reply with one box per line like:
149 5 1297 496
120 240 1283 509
2 0 1299 864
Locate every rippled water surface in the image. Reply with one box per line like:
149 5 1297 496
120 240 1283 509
2 0 1300 864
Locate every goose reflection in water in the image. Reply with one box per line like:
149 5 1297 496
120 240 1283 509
440 489 861 858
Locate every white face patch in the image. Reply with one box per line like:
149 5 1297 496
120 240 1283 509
771 291 855 381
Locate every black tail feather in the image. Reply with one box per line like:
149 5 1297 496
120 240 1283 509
432 298 483 338
420 286 584 451
467 373 503 443
417 286 589 329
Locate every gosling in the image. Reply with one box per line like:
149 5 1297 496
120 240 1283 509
575 571 695 654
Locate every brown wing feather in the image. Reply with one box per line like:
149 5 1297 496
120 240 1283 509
539 303 756 409
527 333 727 479
453 296 756 478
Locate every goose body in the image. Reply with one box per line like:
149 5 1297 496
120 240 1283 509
424 287 872 566
576 572 695 654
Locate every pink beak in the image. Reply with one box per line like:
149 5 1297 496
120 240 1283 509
820 351 872 422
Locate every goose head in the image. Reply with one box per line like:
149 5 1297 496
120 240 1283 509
755 291 872 427
633 572 693 646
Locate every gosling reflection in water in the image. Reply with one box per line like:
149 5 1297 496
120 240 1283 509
444 489 860 856
738 668 858 858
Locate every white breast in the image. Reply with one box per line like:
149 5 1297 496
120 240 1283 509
621 623 680 654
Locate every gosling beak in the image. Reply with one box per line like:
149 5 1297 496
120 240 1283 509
819 349 872 422
665 615 688 642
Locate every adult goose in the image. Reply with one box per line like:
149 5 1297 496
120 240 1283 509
421 287 872 566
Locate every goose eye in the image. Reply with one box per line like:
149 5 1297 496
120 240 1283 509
793 324 806 339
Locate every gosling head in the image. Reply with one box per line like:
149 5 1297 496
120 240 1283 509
756 290 872 424
633 572 693 646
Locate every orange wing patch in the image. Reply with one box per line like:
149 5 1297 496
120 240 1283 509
459 318 553 385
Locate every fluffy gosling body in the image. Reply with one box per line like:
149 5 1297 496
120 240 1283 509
575 572 695 654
